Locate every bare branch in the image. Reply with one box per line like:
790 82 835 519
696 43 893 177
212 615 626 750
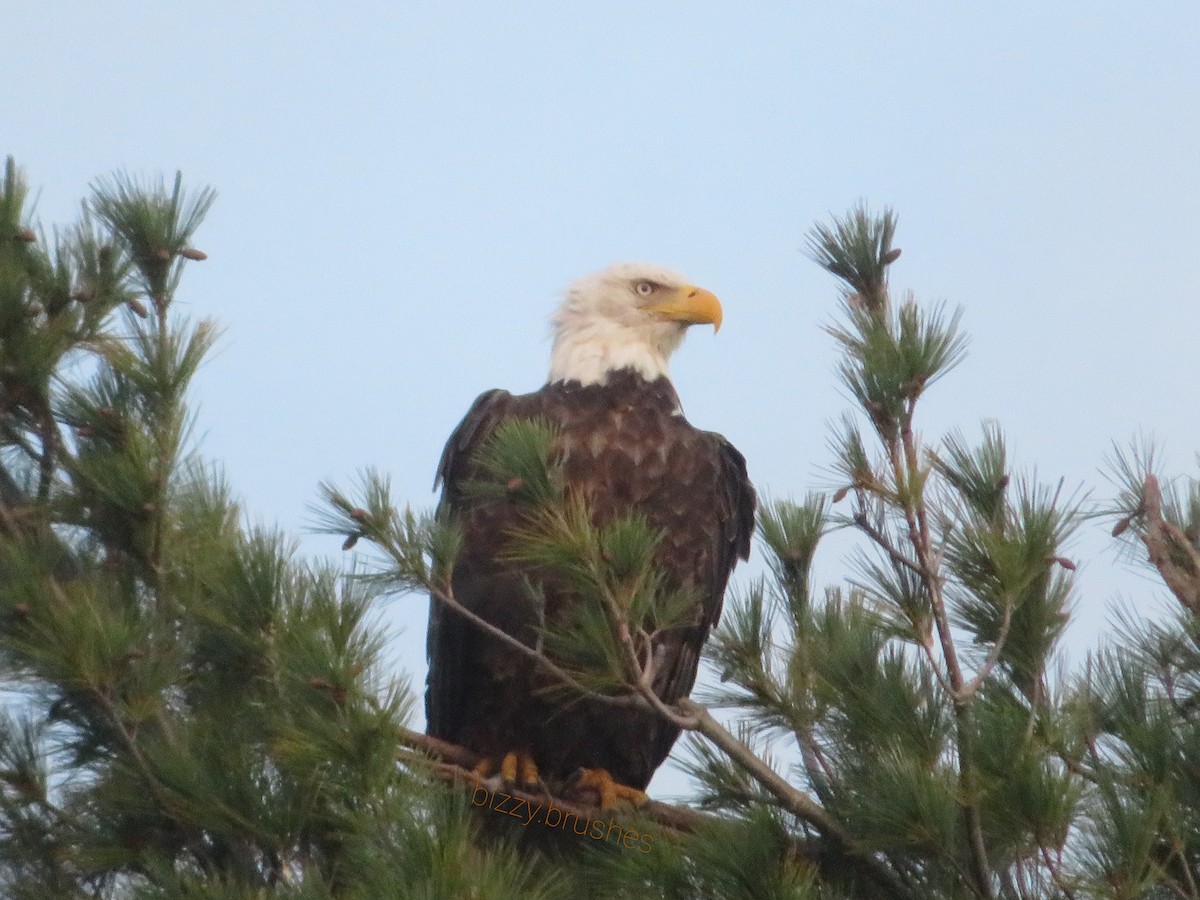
853 510 924 577
1140 474 1200 615
394 726 710 836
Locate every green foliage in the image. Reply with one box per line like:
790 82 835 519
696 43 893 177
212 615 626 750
579 806 822 899
89 170 215 302
699 208 1088 898
826 295 967 441
942 474 1077 698
805 203 898 312
314 469 464 602
758 494 828 614
461 417 564 509
0 159 577 899
10 162 1200 899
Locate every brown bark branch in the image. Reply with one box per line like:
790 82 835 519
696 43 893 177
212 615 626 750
853 511 924 578
35 400 59 504
1038 844 1078 900
1140 474 1200 615
853 504 952 694
395 726 711 836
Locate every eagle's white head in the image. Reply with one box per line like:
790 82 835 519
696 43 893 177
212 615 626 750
547 263 723 386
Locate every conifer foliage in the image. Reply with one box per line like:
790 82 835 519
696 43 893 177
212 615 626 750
0 160 554 899
5 160 1200 899
694 208 1084 897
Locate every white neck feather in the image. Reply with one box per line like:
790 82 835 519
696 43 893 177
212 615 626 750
547 319 671 385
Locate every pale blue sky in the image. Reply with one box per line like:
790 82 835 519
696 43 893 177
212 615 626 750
5 3 1199 797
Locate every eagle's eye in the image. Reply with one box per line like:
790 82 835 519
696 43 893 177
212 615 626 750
635 280 655 297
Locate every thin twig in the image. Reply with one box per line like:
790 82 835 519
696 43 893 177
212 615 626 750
147 310 174 598
958 593 1016 701
795 729 838 809
1038 844 1078 900
91 686 178 817
854 511 924 577
855 502 953 694
596 575 697 728
35 401 59 504
425 578 644 711
1054 746 1099 785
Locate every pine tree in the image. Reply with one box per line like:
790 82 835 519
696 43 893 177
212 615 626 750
0 159 557 899
6 158 1200 899
688 209 1084 897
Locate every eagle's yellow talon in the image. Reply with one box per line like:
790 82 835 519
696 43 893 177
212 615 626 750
519 756 540 789
500 752 519 784
574 768 648 810
480 752 541 789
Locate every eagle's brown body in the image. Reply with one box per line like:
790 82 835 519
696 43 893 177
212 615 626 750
426 368 754 790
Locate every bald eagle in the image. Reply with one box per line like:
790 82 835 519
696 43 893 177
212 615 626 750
426 263 755 804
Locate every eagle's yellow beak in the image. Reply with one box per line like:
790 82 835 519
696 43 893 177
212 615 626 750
646 285 723 333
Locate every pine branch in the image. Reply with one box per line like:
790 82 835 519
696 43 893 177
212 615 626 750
327 462 913 893
394 726 712 837
805 203 899 313
341 491 917 890
880 412 992 898
428 580 646 712
852 508 924 578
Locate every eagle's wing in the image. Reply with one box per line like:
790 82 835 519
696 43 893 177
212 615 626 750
708 433 756 628
655 431 756 707
433 388 512 501
427 386 755 790
638 430 754 780
425 388 511 740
